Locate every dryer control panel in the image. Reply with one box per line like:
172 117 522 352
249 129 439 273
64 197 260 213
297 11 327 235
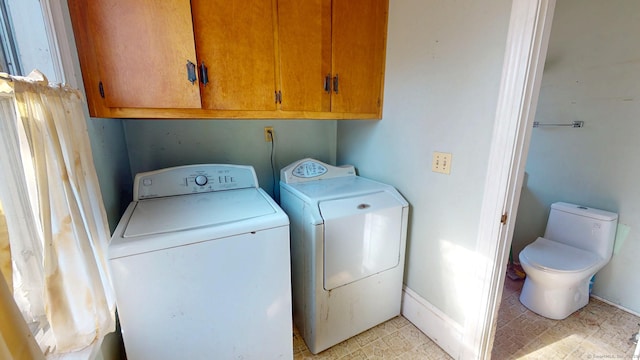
134 164 259 200
281 158 356 184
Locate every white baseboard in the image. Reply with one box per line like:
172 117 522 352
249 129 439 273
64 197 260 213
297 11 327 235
401 286 463 359
400 289 639 360
591 294 640 317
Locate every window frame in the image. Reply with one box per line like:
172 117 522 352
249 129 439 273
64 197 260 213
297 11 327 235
0 0 22 75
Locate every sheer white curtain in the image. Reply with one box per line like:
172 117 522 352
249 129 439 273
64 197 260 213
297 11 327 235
0 70 115 357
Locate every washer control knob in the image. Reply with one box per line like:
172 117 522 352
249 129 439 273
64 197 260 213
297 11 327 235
194 175 208 186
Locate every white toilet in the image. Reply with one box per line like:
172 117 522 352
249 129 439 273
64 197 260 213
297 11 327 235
519 202 618 320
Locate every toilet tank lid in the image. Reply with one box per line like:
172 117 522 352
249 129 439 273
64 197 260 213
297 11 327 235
551 202 618 221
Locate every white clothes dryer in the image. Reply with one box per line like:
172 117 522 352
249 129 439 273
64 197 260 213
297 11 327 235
109 164 292 360
279 158 408 354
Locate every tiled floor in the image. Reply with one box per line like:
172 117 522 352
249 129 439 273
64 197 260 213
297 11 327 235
293 277 640 359
492 277 639 359
292 316 451 359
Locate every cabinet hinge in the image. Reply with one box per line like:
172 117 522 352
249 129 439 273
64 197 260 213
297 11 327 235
98 81 105 98
500 213 508 224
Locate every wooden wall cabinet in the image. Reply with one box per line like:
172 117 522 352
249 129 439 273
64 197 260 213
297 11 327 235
192 0 278 111
68 0 388 119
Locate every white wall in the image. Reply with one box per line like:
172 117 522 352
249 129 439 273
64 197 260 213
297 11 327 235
337 0 512 325
512 0 640 313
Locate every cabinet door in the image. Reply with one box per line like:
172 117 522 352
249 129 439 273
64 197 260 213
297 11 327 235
192 0 278 111
86 0 201 109
277 0 332 112
331 0 388 115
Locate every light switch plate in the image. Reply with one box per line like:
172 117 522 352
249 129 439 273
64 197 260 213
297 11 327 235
432 152 452 174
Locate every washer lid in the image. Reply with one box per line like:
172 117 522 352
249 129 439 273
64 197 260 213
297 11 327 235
123 188 276 237
521 237 602 273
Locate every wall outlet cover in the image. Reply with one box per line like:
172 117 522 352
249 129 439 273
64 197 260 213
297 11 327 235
432 152 452 174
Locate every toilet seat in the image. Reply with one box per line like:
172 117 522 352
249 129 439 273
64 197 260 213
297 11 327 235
521 237 602 273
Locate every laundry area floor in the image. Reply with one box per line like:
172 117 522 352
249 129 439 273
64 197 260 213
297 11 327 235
293 278 640 359
292 315 451 359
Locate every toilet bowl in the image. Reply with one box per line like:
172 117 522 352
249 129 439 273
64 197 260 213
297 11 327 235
518 202 617 320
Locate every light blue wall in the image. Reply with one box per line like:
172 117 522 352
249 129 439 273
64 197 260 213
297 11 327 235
84 117 132 232
512 0 640 313
337 0 512 324
123 120 337 200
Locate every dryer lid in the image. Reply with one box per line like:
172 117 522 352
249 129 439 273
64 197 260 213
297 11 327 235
521 237 602 273
123 188 276 237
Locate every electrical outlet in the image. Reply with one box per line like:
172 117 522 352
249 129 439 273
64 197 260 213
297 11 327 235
264 126 274 142
432 152 452 174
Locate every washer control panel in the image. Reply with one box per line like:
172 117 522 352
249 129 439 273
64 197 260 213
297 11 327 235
281 158 355 184
134 164 259 200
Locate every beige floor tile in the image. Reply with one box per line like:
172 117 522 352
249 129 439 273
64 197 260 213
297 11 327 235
491 278 640 360
360 338 400 359
370 321 401 339
381 332 414 356
293 278 640 360
339 349 368 360
293 330 309 355
410 341 453 360
353 328 382 348
331 336 362 356
400 324 432 349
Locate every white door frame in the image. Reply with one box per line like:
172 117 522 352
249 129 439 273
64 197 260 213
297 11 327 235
460 0 556 358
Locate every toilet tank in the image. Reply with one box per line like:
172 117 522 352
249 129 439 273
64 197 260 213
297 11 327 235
544 202 618 260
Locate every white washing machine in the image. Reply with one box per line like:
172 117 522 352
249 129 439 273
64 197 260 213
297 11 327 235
279 158 408 354
109 164 292 360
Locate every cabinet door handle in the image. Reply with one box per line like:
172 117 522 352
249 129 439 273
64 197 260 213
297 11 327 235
324 74 331 93
199 62 209 86
186 60 197 84
333 74 339 94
